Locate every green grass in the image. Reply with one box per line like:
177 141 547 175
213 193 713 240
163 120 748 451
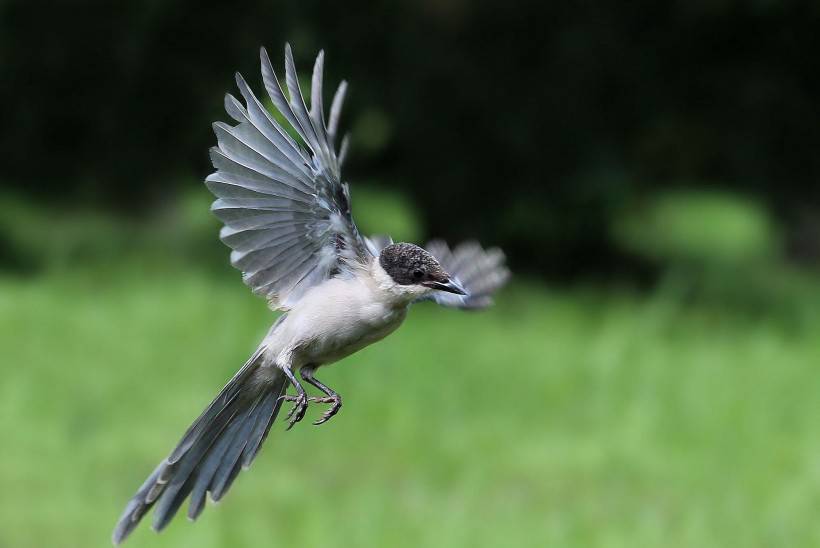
2 267 820 548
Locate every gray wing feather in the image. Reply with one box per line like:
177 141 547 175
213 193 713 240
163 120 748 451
209 44 369 310
233 73 313 178
422 240 511 309
328 81 347 143
364 234 394 256
338 133 351 169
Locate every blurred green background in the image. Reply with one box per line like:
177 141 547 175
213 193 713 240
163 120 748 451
2 1 820 547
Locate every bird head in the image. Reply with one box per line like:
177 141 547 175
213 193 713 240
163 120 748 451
377 243 467 297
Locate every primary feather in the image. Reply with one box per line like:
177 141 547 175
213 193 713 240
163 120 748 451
421 240 511 309
208 44 371 311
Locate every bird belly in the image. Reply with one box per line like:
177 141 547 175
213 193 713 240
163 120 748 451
266 277 408 368
299 302 407 366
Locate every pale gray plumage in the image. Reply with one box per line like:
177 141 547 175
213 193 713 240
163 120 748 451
112 343 289 544
422 240 511 309
211 44 368 310
113 44 509 545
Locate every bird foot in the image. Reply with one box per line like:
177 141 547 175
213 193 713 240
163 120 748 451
311 394 342 426
281 393 308 430
280 393 342 427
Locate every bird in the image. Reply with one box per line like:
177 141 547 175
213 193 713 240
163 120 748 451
112 43 510 545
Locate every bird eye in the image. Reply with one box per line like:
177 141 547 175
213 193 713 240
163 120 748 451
412 269 424 280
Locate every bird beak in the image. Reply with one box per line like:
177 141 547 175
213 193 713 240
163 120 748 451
424 276 467 295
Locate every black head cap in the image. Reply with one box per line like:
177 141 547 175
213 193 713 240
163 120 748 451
378 243 446 286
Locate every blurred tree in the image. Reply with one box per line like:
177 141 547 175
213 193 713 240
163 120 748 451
1 0 819 277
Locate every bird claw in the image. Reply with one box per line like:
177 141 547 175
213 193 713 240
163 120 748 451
312 394 342 426
281 393 309 430
280 393 342 427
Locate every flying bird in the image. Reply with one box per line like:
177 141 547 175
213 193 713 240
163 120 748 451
112 44 509 544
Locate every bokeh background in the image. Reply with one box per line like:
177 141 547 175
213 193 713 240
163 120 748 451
2 1 820 547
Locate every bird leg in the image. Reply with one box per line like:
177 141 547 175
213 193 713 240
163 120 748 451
300 366 343 426
280 366 343 428
280 367 309 430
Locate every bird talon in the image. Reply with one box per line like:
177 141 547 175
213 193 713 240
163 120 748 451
284 393 309 429
312 394 342 426
283 401 297 420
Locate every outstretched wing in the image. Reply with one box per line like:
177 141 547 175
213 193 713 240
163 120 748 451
422 240 510 309
207 44 370 311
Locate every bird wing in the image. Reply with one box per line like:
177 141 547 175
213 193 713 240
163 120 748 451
207 44 370 311
363 234 394 256
420 240 511 309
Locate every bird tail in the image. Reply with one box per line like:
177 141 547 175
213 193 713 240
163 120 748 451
112 345 288 545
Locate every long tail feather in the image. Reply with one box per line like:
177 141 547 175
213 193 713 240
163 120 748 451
112 347 288 545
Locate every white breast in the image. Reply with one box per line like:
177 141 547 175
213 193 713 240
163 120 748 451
264 270 409 369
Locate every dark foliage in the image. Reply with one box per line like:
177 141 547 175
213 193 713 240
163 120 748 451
2 1 819 277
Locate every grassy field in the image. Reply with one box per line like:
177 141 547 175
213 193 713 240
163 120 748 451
2 263 820 548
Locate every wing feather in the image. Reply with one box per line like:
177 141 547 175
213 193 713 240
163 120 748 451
309 52 330 158
207 45 369 310
421 240 510 309
208 149 313 203
205 175 306 202
327 81 347 143
283 45 324 162
218 223 311 252
233 74 313 181
213 124 314 195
